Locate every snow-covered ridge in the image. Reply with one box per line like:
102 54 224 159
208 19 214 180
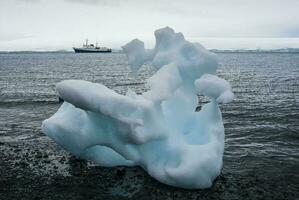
42 27 233 189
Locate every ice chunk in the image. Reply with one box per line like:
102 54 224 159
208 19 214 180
195 74 234 103
42 27 233 189
122 39 153 75
144 63 182 101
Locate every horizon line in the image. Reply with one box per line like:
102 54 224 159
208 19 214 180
1 47 299 53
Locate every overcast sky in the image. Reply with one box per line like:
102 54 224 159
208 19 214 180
1 0 299 50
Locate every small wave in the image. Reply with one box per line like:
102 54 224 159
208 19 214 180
112 82 145 87
0 100 60 107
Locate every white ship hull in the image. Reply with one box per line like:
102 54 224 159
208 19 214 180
73 47 112 53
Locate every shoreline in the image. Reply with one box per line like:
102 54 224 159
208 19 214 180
0 135 297 200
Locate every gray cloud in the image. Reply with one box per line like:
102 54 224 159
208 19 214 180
65 0 125 6
0 0 299 50
0 34 33 42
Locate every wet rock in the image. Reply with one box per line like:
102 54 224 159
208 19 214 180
68 156 87 176
35 152 43 158
19 161 28 167
116 167 126 178
43 154 48 158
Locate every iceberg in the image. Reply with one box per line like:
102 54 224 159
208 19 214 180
42 27 233 189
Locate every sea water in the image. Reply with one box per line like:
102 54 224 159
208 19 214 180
0 52 298 193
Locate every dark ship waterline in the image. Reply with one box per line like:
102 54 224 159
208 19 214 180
73 39 112 53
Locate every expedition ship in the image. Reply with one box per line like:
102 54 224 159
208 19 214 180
73 39 112 53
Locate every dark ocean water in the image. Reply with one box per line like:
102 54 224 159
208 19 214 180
0 52 298 199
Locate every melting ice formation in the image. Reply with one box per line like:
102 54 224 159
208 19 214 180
42 27 233 189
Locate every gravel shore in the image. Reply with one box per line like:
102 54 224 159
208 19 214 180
0 134 298 200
